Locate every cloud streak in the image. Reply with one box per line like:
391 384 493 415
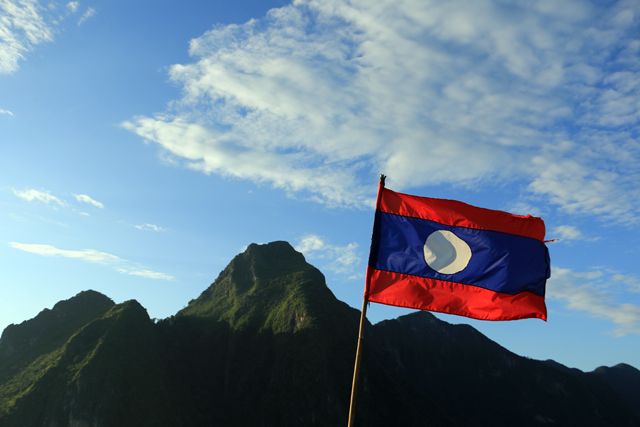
0 0 92 73
135 223 165 232
74 193 104 209
0 0 53 74
550 225 597 243
13 188 107 212
13 188 66 206
9 242 174 281
77 7 95 25
66 1 78 13
549 267 640 336
124 0 640 223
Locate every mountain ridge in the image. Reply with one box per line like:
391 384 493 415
1 241 638 426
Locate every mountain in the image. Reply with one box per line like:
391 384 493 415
1 241 639 426
592 363 640 418
0 290 113 385
0 294 178 427
161 241 362 425
369 312 639 426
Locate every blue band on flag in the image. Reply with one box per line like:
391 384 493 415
370 212 550 296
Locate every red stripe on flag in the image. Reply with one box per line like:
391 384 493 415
379 188 545 241
367 268 547 321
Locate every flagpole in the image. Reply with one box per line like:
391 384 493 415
347 174 386 427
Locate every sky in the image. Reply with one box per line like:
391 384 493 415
1 0 639 372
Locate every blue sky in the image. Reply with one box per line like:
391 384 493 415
1 0 639 371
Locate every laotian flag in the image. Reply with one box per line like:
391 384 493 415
366 186 550 321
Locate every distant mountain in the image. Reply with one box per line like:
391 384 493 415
592 363 640 418
368 312 639 426
1 241 638 426
0 290 113 385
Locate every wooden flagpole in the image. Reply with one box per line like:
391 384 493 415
347 174 386 427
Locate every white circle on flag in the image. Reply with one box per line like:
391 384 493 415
423 230 472 275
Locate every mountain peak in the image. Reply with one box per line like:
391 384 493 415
244 240 301 256
103 299 149 321
593 363 640 376
177 241 347 333
238 240 309 279
51 290 114 312
592 362 640 418
1 290 114 342
0 289 115 384
612 363 640 373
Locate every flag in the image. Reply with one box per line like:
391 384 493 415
366 186 550 321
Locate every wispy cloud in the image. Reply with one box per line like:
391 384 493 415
529 140 640 225
9 242 120 263
77 6 95 25
0 0 91 73
549 267 640 336
296 234 360 276
117 268 174 281
122 117 370 207
74 193 104 209
134 223 165 232
0 0 53 74
13 188 107 212
611 273 640 294
550 225 597 243
0 108 14 116
123 0 640 223
508 201 544 218
9 242 174 281
12 188 65 206
66 1 79 13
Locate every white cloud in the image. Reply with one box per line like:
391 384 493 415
121 116 371 207
12 188 65 206
0 108 14 116
0 0 90 73
116 268 174 281
123 0 640 223
9 242 120 263
77 6 95 25
528 138 640 225
551 225 582 241
66 1 78 13
13 189 107 212
550 225 597 242
296 235 326 253
611 273 640 294
508 201 543 218
9 242 174 281
296 234 359 275
134 223 165 232
74 193 104 209
549 266 640 336
0 0 54 74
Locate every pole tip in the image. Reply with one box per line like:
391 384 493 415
379 174 386 185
